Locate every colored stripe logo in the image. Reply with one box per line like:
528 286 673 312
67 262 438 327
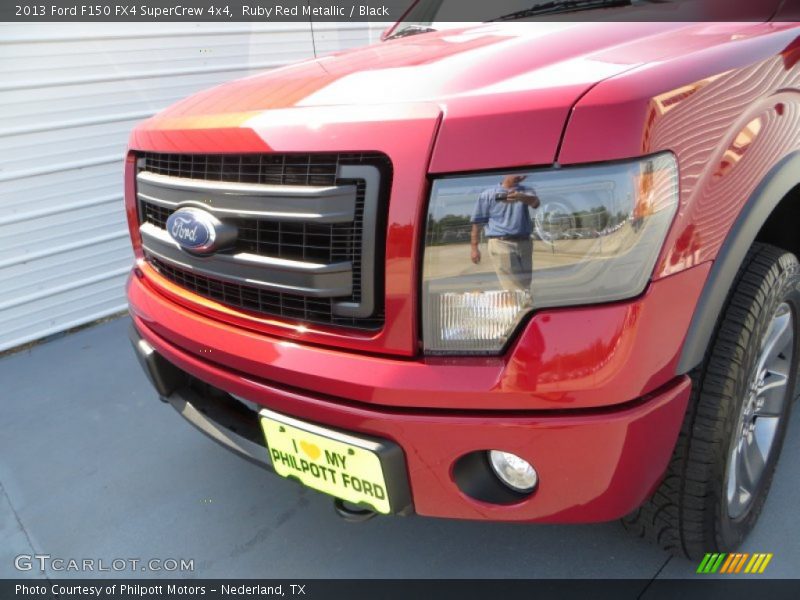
697 553 773 574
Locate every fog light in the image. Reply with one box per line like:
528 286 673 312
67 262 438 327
488 450 538 493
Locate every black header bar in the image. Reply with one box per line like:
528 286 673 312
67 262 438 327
4 579 800 600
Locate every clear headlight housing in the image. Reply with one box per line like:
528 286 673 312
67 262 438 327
422 153 679 354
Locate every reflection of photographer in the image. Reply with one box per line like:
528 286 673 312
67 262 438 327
470 175 540 293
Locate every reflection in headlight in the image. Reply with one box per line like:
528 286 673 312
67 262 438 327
422 153 679 354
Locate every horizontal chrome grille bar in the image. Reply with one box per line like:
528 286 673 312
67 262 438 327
140 223 353 297
137 170 358 223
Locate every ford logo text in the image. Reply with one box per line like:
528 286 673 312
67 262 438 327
166 207 236 255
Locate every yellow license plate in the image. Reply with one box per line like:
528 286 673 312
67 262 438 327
260 409 392 514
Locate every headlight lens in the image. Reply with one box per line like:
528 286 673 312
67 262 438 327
422 153 679 354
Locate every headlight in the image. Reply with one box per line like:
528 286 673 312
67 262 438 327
422 153 679 354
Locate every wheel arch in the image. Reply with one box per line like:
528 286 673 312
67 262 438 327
677 151 800 374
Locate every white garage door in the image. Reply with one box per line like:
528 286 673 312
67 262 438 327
0 22 386 352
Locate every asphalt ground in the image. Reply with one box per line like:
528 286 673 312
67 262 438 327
1 317 798 582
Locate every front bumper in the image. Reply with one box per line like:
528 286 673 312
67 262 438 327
129 314 691 523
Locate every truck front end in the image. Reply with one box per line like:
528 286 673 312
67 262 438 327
125 23 707 523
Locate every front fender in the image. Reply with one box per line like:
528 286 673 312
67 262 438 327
677 150 800 373
558 26 800 372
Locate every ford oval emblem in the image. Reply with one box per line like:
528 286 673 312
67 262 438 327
166 207 224 254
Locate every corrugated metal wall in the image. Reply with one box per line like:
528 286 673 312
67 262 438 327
0 22 384 352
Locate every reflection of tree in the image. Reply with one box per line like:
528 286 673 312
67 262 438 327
573 206 610 230
537 204 624 240
427 214 473 245
429 200 632 245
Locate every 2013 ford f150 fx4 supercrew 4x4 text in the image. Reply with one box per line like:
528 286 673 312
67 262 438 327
126 0 800 558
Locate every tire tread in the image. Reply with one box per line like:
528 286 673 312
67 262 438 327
623 243 796 558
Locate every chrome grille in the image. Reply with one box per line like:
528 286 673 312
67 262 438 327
149 256 345 324
136 152 390 330
138 180 366 266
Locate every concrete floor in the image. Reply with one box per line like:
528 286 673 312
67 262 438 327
1 317 798 582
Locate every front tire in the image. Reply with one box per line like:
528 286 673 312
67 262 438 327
624 243 800 558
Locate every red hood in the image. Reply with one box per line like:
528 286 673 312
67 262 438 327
133 21 755 170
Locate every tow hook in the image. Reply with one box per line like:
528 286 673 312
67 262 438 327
333 499 377 522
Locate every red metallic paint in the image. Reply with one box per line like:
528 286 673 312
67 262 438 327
126 23 800 358
125 20 800 521
124 152 142 260
556 23 800 278
128 262 709 410
131 103 442 356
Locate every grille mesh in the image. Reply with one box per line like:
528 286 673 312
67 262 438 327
138 152 390 330
140 152 380 186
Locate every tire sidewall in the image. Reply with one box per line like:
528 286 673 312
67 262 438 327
716 252 800 548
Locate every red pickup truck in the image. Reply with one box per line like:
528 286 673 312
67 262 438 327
125 2 800 558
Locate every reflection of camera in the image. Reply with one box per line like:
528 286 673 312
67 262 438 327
494 191 511 202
